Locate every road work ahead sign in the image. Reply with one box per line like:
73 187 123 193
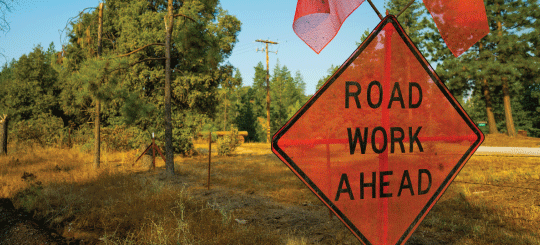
272 15 484 245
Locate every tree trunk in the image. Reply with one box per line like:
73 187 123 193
0 114 8 155
502 79 516 136
496 17 516 137
164 0 175 175
93 3 104 169
224 93 228 130
94 100 101 169
482 79 498 134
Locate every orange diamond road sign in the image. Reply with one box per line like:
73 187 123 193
272 15 484 245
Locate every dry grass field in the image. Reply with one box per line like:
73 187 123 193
0 136 539 244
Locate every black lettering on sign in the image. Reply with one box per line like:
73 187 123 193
390 127 405 153
379 171 393 198
347 127 368 154
360 172 376 199
347 127 423 154
398 170 414 196
335 173 355 201
388 82 405 109
345 81 423 109
371 127 388 154
409 127 424 152
367 80 383 108
345 81 361 109
335 170 432 201
409 82 423 108
418 169 432 195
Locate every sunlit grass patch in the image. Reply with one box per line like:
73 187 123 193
3 139 540 244
482 134 540 147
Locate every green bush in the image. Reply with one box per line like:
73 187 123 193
216 127 241 156
11 113 64 147
172 127 194 156
101 125 146 151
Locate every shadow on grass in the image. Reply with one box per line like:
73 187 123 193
408 190 539 245
9 169 281 244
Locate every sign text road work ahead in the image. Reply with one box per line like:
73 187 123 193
272 15 484 245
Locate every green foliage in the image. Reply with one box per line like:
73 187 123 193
233 86 260 142
56 0 241 153
315 64 339 91
356 28 371 45
430 0 540 135
11 113 65 147
216 126 240 156
0 45 65 124
101 125 146 151
269 62 307 136
214 67 242 130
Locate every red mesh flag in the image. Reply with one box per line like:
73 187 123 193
293 0 365 54
423 0 489 57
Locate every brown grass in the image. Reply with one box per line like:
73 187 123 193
1 139 539 244
482 134 540 147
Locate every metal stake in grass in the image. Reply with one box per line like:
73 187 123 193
208 131 212 190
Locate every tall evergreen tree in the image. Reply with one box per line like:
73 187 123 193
315 64 339 91
270 62 306 135
234 86 260 142
60 0 240 162
432 0 539 135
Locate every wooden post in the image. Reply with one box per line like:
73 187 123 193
208 131 211 190
255 39 278 143
0 114 8 155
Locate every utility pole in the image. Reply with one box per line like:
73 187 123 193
94 2 104 169
255 39 278 143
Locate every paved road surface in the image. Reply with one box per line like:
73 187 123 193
476 146 540 156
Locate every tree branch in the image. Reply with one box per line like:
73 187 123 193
173 13 195 22
129 57 166 66
106 57 167 75
115 43 165 58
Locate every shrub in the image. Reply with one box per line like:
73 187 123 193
11 113 64 147
101 125 146 151
173 127 194 156
216 127 241 156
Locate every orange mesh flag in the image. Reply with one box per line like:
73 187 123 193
293 0 365 54
423 0 490 57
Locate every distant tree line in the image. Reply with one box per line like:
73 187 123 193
1 0 538 160
0 0 241 159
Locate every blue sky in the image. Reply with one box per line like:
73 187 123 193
0 0 390 95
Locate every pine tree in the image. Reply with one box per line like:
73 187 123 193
270 63 306 135
315 65 339 91
61 0 240 150
433 0 540 135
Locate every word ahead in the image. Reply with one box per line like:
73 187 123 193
345 81 424 155
335 169 432 201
